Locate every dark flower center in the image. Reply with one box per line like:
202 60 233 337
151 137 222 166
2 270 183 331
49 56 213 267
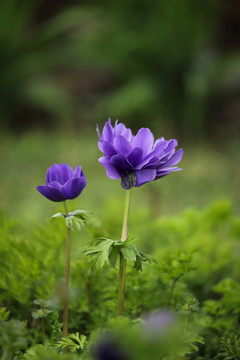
121 172 136 190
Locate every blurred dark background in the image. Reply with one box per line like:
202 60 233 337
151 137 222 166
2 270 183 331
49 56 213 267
1 0 240 140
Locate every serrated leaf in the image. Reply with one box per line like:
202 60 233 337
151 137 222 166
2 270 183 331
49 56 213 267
134 256 143 271
124 236 136 245
23 344 45 358
109 247 119 269
83 237 156 271
0 307 9 321
69 209 90 221
121 246 136 262
84 239 114 269
51 212 66 220
66 216 83 232
56 332 87 352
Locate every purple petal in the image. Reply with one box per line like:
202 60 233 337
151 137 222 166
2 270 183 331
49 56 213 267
142 155 160 168
122 128 133 142
102 119 113 142
114 122 125 136
134 140 167 169
164 139 178 157
96 124 101 139
37 185 65 202
161 149 183 167
153 137 165 147
110 154 133 172
98 139 104 152
59 164 74 185
162 166 182 172
62 177 87 200
153 139 168 156
99 157 120 179
73 166 83 177
136 152 165 169
135 169 156 187
101 141 117 158
114 122 133 141
113 135 132 155
49 181 62 190
155 170 171 179
46 164 60 184
127 147 143 167
132 128 154 156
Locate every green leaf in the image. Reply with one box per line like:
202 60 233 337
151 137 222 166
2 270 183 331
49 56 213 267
70 209 90 221
84 238 115 269
84 237 157 271
0 307 10 321
23 344 45 359
133 256 143 271
66 215 83 232
56 332 87 352
51 212 66 220
109 247 119 269
121 246 136 262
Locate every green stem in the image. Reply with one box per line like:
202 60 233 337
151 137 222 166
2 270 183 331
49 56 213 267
118 190 131 316
42 317 45 342
63 201 70 339
184 314 189 332
167 278 178 309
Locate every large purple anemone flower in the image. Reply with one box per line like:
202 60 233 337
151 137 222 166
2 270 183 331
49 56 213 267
37 164 87 202
97 119 183 190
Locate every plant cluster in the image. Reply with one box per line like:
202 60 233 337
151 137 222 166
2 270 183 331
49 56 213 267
0 121 239 359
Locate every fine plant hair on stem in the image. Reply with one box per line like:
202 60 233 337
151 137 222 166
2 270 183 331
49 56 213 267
118 190 131 316
63 201 70 340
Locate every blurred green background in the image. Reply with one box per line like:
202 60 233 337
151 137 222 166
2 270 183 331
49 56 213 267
0 3 240 356
0 0 240 221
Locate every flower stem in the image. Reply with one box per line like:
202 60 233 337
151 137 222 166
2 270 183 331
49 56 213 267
63 201 70 339
42 318 45 342
167 277 178 309
118 190 131 316
184 314 189 332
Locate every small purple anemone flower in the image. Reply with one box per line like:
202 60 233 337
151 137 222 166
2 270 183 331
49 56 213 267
143 310 175 334
142 310 176 341
37 163 87 202
97 119 183 190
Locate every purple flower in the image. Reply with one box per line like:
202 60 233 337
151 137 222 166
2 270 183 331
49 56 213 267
97 119 183 189
143 310 175 335
37 164 87 202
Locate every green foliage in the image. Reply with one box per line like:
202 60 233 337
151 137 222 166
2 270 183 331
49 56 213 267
159 247 196 283
203 278 240 334
0 307 9 321
0 318 27 359
177 294 200 315
0 0 79 127
0 198 240 358
23 345 80 359
216 335 240 360
32 299 54 319
1 0 237 137
67 0 239 137
181 331 205 354
52 210 90 232
84 236 157 271
56 333 87 353
0 215 64 317
66 211 90 232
